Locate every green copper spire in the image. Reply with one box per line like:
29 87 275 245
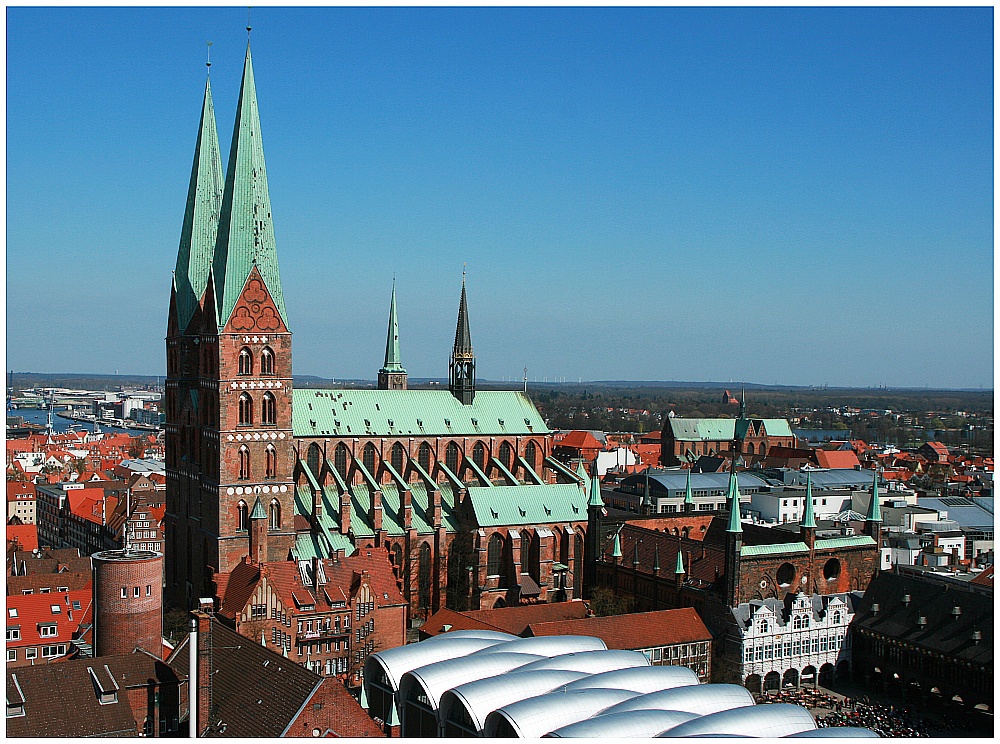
249 496 267 520
212 44 289 328
380 281 405 374
866 469 883 523
576 460 588 483
801 472 817 528
675 549 686 575
652 545 661 572
726 469 743 533
684 469 694 506
174 76 224 334
453 276 473 355
632 543 640 567
611 530 622 559
588 466 604 508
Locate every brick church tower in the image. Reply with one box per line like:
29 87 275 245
165 45 294 608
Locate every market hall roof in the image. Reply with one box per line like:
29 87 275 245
665 417 793 442
292 389 548 438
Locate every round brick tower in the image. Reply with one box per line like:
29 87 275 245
93 549 163 658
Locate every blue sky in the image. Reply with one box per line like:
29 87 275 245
6 7 993 388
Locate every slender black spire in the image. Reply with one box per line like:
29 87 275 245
449 272 476 405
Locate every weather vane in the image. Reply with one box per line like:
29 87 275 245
247 7 253 37
206 41 212 71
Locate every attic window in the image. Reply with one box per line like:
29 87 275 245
498 419 504 426
444 419 451 427
524 418 531 425
7 609 16 618
416 419 423 427
388 420 394 428
50 605 61 614
364 419 371 428
471 418 478 426
518 507 526 517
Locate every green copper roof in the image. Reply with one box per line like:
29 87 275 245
453 278 473 356
684 469 694 505
740 542 810 558
675 550 685 575
814 536 877 550
249 496 267 520
726 470 743 533
801 472 817 529
611 531 622 559
467 483 587 527
212 44 288 329
866 470 883 522
292 389 549 438
173 77 223 334
380 282 405 373
668 418 793 442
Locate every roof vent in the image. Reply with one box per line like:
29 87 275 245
871 602 880 616
387 420 394 428
444 419 450 427
901 594 911 606
971 630 982 643
442 624 453 632
416 419 423 428
951 606 962 620
916 616 927 627
518 507 526 517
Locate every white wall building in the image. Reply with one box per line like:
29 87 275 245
731 592 862 694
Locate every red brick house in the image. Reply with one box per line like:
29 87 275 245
5 587 93 667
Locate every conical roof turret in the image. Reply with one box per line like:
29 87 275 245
588 464 604 508
675 550 686 575
381 281 405 373
801 472 817 529
684 469 694 507
611 530 622 559
173 76 224 333
726 469 743 534
866 469 883 523
212 43 288 328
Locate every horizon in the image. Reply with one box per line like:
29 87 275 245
6 7 993 389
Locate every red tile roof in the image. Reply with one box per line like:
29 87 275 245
422 600 590 638
5 588 93 651
527 607 712 648
6 523 39 552
557 430 604 451
7 482 36 500
815 450 861 469
970 565 993 587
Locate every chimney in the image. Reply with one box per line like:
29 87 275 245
312 556 321 592
190 604 213 738
339 490 351 536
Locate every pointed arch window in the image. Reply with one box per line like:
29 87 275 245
524 441 538 470
262 392 276 425
334 444 349 479
390 443 405 473
418 442 433 472
265 445 277 479
307 443 321 480
260 347 275 376
237 500 248 532
238 348 253 376
418 542 432 609
472 442 487 469
238 393 253 426
238 446 251 480
362 443 377 473
269 499 281 530
499 442 513 469
445 443 460 473
487 533 503 578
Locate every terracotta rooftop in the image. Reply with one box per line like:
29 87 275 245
421 600 590 638
526 607 712 648
815 450 861 469
557 430 604 451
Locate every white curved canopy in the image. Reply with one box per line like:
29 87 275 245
545 708 698 738
364 636 510 695
785 727 880 738
473 635 606 657
661 703 817 738
599 683 755 717
427 629 516 642
485 687 640 738
439 669 587 734
398 652 543 711
515 649 650 674
562 664 699 694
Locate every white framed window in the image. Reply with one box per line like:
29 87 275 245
25 648 37 659
133 586 140 598
39 625 57 638
7 649 16 662
7 628 21 641
121 587 127 598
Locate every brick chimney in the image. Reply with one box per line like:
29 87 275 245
190 603 213 737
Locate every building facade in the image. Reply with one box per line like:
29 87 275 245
661 416 796 466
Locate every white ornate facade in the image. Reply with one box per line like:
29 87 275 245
732 591 862 693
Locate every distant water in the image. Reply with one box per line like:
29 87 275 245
8 407 148 436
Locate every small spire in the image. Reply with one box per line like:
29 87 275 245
726 469 743 534
587 462 604 508
380 281 405 373
801 471 817 529
675 549 686 575
652 545 661 572
866 468 883 523
684 469 694 506
611 530 622 559
632 543 640 568
641 469 651 511
206 41 212 72
246 6 252 37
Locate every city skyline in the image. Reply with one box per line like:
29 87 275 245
6 6 993 389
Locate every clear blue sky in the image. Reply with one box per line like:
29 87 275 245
6 7 993 388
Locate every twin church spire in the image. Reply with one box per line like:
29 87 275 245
172 43 287 335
